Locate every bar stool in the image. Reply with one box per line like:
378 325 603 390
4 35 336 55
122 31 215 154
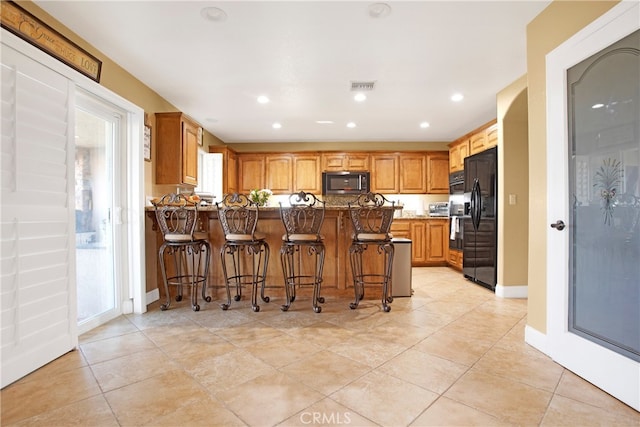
153 193 211 311
348 192 396 312
216 193 270 312
279 191 326 313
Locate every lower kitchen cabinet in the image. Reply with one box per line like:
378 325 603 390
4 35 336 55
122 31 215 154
390 219 448 266
448 248 463 270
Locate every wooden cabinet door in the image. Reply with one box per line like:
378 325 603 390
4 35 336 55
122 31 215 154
294 154 321 194
449 140 469 173
238 154 265 194
390 220 411 239
346 153 370 171
181 120 199 186
410 221 427 264
449 144 458 173
266 154 293 194
459 141 470 168
469 131 487 155
485 123 498 149
227 150 238 194
155 112 200 186
426 152 449 194
371 154 398 193
321 152 370 171
426 221 448 262
399 153 427 193
321 153 346 171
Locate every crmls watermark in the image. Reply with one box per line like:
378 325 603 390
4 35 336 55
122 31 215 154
299 411 352 425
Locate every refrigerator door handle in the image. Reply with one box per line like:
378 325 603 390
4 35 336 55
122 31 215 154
471 179 481 230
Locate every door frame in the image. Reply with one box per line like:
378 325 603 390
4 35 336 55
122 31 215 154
2 30 147 316
545 1 639 410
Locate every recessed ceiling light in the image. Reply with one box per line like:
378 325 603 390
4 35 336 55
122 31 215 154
316 120 334 124
347 122 357 128
420 122 430 129
368 3 392 18
257 95 270 104
451 93 464 102
354 93 367 102
200 7 227 22
272 122 282 129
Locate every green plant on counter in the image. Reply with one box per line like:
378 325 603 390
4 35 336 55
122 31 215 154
249 188 272 206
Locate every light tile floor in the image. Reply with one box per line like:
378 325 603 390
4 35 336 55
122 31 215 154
2 267 639 426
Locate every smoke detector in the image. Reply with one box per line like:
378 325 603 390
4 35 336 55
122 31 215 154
368 3 392 19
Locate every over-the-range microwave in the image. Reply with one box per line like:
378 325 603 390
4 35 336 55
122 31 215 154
322 171 370 195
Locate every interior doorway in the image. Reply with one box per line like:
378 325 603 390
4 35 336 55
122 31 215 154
546 2 639 411
75 92 126 333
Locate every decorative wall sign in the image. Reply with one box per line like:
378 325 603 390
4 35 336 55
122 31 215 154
144 126 152 162
0 1 102 82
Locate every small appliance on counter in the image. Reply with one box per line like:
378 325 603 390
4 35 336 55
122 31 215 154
428 202 449 217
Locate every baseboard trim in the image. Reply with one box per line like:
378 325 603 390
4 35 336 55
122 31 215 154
495 284 528 298
525 325 550 356
146 288 159 305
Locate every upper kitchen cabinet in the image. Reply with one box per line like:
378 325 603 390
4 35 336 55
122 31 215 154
371 153 399 193
399 153 427 193
449 119 498 171
208 146 238 195
426 152 449 194
469 119 498 156
237 153 320 195
485 123 498 149
448 139 469 173
155 112 201 186
294 153 322 194
322 152 370 171
237 154 265 194
469 131 487 156
265 154 293 194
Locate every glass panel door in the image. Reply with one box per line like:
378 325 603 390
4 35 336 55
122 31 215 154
75 93 122 330
567 29 639 361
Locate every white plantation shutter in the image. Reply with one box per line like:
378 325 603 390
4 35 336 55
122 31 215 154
1 45 77 387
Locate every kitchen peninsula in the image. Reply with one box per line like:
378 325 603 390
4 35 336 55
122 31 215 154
145 203 449 299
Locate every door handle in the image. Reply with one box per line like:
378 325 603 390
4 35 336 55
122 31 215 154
550 220 565 231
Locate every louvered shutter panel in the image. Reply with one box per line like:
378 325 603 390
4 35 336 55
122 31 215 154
1 45 77 388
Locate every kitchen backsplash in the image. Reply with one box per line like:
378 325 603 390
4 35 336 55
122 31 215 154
270 193 448 213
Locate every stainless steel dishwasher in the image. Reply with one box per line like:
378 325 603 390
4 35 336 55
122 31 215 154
391 237 412 297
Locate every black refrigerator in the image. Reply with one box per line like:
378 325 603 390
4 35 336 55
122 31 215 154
463 147 497 291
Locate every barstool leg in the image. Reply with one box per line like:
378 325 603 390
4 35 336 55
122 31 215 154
280 244 294 311
219 244 232 310
381 243 394 312
349 244 364 309
312 244 326 313
202 242 212 304
249 243 260 312
231 247 242 301
158 244 171 310
187 245 200 312
259 242 270 303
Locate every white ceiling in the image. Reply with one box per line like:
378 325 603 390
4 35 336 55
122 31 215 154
35 1 550 144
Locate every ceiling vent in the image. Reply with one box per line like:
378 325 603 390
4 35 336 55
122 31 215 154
350 81 376 91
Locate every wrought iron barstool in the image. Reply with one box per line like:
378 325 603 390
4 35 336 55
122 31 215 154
216 193 270 312
348 192 396 312
279 191 326 313
153 193 211 312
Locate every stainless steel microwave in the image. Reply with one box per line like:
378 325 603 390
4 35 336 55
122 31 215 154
322 171 370 195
